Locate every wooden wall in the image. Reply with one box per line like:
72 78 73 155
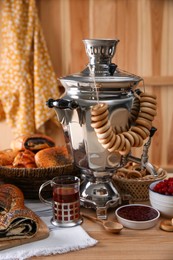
0 0 173 171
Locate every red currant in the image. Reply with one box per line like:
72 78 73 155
153 178 173 195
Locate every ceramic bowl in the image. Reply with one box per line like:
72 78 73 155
149 180 173 217
115 204 160 230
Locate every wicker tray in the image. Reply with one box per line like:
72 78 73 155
113 170 167 202
0 164 75 199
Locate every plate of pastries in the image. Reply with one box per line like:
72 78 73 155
0 134 74 198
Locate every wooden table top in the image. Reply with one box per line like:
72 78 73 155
32 205 173 260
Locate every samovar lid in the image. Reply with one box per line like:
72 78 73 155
60 39 142 88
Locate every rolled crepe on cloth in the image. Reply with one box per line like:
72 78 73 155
0 184 38 240
0 0 60 137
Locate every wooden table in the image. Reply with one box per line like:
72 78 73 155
31 205 173 260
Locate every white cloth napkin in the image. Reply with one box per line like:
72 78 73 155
0 201 98 260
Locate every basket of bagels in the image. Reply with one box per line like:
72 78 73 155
0 134 74 199
113 162 167 202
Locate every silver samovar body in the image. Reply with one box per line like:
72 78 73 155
47 39 143 219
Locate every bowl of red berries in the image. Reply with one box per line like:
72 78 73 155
149 177 173 217
115 204 160 229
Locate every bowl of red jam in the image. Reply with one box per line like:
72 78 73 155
115 204 160 229
149 178 173 217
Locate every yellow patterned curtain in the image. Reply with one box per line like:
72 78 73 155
0 0 60 137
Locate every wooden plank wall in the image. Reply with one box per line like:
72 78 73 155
36 0 173 171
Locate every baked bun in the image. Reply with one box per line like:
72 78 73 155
11 134 55 152
13 149 37 168
0 184 39 240
35 146 72 168
0 149 18 166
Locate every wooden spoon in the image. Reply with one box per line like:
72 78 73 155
81 213 123 233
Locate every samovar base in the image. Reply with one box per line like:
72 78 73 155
80 173 121 219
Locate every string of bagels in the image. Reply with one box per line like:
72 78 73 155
91 88 157 156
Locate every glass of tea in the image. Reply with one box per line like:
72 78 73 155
39 175 82 227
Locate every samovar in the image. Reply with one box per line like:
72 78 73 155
47 39 157 219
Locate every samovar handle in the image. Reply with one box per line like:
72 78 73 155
46 98 78 110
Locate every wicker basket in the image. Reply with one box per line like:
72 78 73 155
113 170 167 202
0 164 75 199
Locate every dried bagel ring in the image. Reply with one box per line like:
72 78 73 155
91 116 108 128
94 120 110 134
140 102 157 110
130 108 139 116
131 131 143 147
117 167 129 174
96 125 112 138
137 133 144 147
102 133 116 149
91 109 109 121
108 134 121 152
140 107 157 116
142 175 154 180
119 138 131 155
140 97 157 105
128 131 140 147
132 104 140 111
130 97 140 121
134 166 146 177
137 125 150 136
133 97 141 104
160 220 173 232
117 134 126 151
131 98 140 109
116 171 126 178
130 110 140 122
131 126 147 140
140 92 157 99
156 168 167 178
98 131 114 145
131 107 140 117
91 103 108 116
138 112 154 121
127 170 142 179
136 119 152 130
123 132 135 146
137 117 153 125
